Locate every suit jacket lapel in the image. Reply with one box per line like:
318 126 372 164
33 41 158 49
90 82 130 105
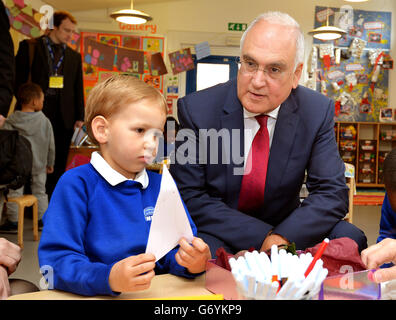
221 79 244 208
63 47 71 77
265 91 300 200
36 37 50 76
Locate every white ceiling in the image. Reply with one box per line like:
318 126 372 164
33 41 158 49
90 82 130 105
44 0 184 13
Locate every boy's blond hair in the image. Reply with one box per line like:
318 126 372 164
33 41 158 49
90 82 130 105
85 75 167 145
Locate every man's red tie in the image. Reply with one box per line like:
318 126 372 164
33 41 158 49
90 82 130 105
238 115 270 213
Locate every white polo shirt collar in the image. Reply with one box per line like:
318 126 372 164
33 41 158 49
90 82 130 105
90 151 149 189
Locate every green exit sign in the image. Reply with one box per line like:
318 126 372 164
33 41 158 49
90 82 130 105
228 22 247 32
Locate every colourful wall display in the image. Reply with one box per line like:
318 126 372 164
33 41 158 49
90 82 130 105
312 6 392 122
4 0 42 38
80 32 166 101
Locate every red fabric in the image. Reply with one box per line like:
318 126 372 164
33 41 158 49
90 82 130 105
238 115 269 213
304 237 366 277
215 247 233 271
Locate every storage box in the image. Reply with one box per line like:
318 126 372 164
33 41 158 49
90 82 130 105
319 270 381 300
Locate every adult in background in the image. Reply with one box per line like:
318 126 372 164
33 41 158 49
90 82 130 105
0 0 14 118
170 11 367 257
15 11 84 198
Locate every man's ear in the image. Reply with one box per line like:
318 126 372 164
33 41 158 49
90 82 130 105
292 63 304 89
91 116 108 144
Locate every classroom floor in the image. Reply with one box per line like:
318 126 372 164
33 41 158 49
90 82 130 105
0 204 383 291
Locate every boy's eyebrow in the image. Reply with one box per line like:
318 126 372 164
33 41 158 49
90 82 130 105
132 121 164 130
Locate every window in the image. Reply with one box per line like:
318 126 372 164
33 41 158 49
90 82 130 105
186 55 238 94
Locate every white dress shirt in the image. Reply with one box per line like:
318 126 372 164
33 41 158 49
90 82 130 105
243 106 280 169
90 151 149 189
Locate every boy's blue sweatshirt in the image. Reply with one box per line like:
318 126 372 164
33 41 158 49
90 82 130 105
38 164 197 296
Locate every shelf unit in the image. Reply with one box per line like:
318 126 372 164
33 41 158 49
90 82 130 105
335 121 396 188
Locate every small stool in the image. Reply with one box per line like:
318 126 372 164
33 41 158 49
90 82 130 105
7 195 39 249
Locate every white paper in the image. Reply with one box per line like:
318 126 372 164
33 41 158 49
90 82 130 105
195 41 211 60
145 164 194 261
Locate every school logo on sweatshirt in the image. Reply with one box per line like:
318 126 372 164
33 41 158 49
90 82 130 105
144 206 155 221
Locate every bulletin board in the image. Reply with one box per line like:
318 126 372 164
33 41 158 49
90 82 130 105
80 32 165 101
312 6 392 122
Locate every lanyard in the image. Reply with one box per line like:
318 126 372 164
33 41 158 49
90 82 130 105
45 37 65 75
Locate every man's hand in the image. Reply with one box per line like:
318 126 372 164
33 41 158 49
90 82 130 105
260 234 289 253
0 238 21 275
361 238 396 283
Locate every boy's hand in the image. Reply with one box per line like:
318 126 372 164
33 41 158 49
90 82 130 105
175 237 211 274
46 166 54 174
0 115 5 127
109 253 156 293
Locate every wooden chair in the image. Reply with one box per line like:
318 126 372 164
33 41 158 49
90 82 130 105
344 163 355 224
6 195 39 249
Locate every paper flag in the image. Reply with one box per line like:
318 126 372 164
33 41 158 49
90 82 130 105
116 47 144 74
84 38 115 70
147 52 168 76
168 48 195 75
146 165 194 262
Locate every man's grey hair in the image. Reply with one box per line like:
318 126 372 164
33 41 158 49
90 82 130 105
240 11 305 71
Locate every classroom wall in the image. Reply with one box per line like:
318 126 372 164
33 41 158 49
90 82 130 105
72 0 396 109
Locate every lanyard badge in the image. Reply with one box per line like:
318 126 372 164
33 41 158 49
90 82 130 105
45 37 65 89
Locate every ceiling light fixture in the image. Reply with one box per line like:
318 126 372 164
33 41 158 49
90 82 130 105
308 8 346 41
110 0 152 25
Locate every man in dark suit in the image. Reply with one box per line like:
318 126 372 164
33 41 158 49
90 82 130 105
15 11 84 198
171 12 367 257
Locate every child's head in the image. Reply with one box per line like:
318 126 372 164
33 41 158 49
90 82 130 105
384 148 396 211
17 82 44 111
85 75 167 179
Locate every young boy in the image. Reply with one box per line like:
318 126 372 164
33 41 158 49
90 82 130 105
377 148 396 242
0 83 55 233
38 75 211 296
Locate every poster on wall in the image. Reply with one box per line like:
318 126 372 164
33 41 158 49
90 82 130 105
168 48 195 75
312 6 391 122
4 0 42 38
80 32 165 101
313 6 391 50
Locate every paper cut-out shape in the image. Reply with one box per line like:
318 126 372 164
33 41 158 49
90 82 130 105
146 165 194 262
168 48 195 75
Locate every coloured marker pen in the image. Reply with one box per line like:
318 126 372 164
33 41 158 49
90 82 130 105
258 252 272 281
270 245 280 283
304 238 329 278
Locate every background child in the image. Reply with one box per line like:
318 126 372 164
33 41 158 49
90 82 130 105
38 75 211 296
377 148 396 243
0 82 55 233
